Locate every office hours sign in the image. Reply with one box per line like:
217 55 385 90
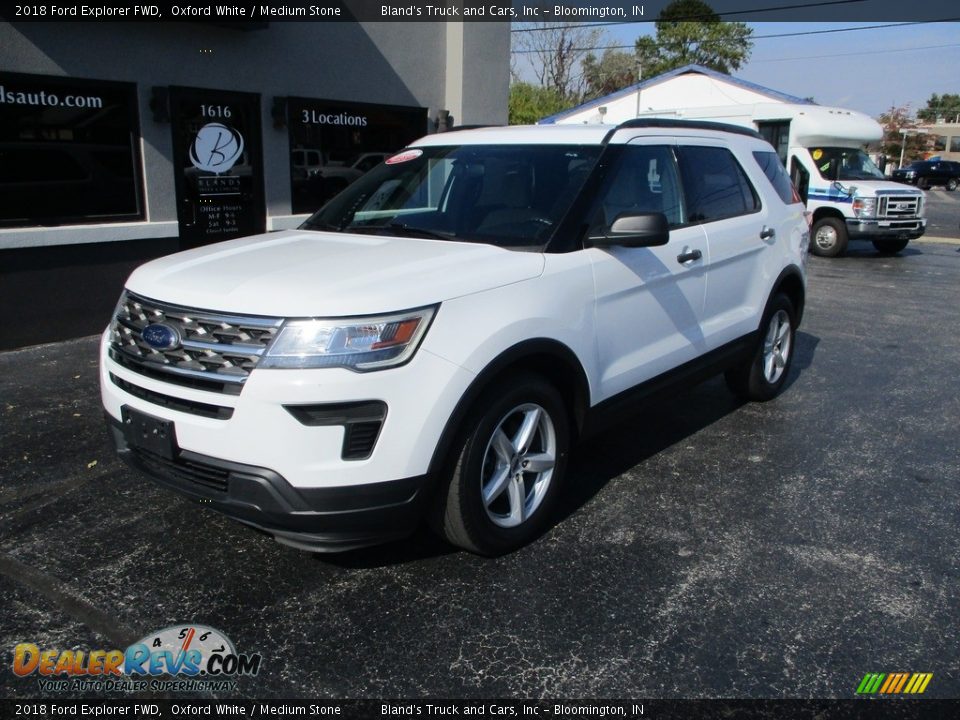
169 87 265 248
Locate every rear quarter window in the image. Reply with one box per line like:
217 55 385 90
676 146 760 223
753 150 798 205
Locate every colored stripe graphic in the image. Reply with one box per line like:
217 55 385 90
856 673 885 694
858 672 932 694
879 674 897 693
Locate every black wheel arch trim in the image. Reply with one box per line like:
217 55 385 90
426 338 591 480
770 265 806 327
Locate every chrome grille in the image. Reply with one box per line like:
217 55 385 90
878 194 921 218
109 291 283 394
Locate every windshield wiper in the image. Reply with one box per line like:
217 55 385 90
339 223 454 241
300 220 340 231
384 223 454 241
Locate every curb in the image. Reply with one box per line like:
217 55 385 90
914 236 960 246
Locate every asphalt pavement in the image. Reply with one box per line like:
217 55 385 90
1 242 959 700
921 188 960 241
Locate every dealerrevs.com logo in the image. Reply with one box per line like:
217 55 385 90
12 624 261 693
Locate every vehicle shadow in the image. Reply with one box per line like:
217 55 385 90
842 243 923 258
554 330 819 529
323 331 820 569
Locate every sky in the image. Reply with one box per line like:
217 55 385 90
514 21 960 119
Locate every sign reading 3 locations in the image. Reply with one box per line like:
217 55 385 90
286 96 427 214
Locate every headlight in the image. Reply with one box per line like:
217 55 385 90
260 306 436 371
852 197 877 218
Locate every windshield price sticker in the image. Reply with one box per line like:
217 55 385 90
385 149 422 165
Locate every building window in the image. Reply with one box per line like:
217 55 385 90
0 72 143 228
287 96 427 215
951 136 960 153
933 135 948 152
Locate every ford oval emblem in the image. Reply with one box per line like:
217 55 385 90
142 323 181 351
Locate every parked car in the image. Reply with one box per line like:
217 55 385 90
892 160 960 190
101 120 808 556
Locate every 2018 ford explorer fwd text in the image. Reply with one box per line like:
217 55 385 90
101 120 809 556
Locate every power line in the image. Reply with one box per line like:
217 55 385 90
510 0 870 31
757 41 960 63
510 19 960 54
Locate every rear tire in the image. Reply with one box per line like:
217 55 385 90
873 238 909 255
946 178 958 191
725 294 796 402
810 217 848 257
430 373 570 556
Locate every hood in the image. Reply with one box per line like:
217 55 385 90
126 230 545 317
849 180 924 196
809 180 923 199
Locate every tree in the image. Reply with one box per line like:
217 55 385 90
636 0 753 78
917 93 960 124
508 82 568 125
512 21 603 101
877 105 930 167
582 50 638 100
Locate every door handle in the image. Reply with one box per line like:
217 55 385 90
677 249 702 264
760 226 776 240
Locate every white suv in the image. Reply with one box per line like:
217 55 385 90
101 120 808 555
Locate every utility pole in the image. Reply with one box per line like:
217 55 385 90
635 58 642 118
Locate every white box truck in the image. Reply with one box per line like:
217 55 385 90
648 103 926 256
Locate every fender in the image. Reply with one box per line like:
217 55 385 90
769 264 806 327
426 338 591 479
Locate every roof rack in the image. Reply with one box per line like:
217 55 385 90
614 118 763 140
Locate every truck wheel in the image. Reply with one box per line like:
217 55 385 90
430 373 570 556
725 293 796 402
947 178 958 191
873 238 909 254
810 217 848 257
917 177 929 190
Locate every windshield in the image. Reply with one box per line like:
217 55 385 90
809 147 885 181
301 144 602 249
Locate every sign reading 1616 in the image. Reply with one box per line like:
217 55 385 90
201 105 231 119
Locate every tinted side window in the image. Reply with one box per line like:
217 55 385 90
753 150 797 205
790 156 809 204
676 146 759 223
588 145 686 232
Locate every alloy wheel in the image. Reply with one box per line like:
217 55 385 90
763 309 792 384
480 403 557 528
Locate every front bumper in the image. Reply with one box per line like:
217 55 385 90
107 414 428 551
845 217 926 240
100 329 476 551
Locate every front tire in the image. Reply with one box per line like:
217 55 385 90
430 374 570 556
725 294 796 402
873 238 909 255
810 217 849 257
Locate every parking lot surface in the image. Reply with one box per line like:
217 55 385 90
922 188 960 240
2 242 959 699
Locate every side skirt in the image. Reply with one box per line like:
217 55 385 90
581 332 758 439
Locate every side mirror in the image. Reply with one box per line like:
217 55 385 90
589 212 670 248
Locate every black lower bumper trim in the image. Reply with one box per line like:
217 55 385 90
106 414 428 552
